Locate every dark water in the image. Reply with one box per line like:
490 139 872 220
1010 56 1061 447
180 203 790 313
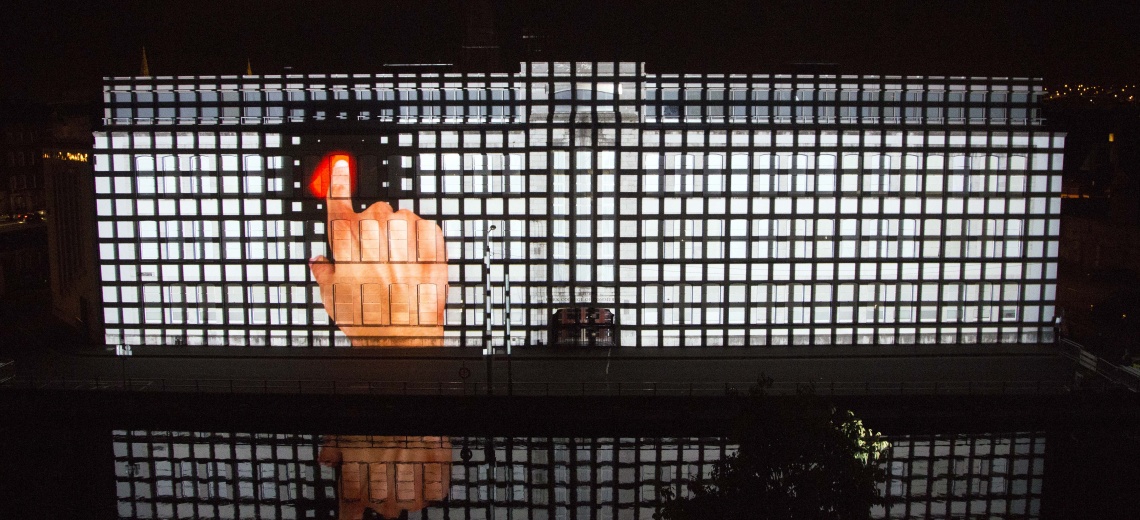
4 399 1140 520
105 431 1043 520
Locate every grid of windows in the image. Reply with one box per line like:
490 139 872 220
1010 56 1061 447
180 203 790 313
112 431 1045 519
95 62 1062 348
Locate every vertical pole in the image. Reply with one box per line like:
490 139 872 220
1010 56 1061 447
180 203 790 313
484 225 496 395
506 273 513 395
505 274 512 355
487 437 498 520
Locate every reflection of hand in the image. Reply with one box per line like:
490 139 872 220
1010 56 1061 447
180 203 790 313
319 435 452 519
309 156 448 347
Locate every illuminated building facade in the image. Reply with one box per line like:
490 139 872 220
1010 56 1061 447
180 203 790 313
94 62 1063 348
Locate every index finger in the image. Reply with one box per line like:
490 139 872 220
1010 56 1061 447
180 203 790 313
326 154 355 218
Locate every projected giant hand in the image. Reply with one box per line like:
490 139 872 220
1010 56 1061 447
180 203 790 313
309 155 448 347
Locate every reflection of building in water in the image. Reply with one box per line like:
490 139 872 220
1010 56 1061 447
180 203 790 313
318 436 451 519
112 431 338 519
94 62 1062 349
112 431 1044 519
875 433 1045 519
443 437 730 519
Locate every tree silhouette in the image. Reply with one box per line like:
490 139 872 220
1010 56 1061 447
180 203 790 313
658 385 887 520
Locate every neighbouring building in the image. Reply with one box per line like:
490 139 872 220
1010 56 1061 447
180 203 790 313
0 101 47 219
0 101 50 297
43 106 103 343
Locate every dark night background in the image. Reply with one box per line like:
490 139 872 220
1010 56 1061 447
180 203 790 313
2 0 1140 101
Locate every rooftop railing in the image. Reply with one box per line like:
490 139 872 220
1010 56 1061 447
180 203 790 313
1058 338 1140 392
2 375 1071 397
0 359 13 386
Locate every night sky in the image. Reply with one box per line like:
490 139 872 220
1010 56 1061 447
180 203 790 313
2 0 1139 102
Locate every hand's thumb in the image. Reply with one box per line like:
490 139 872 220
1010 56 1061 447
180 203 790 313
309 255 334 285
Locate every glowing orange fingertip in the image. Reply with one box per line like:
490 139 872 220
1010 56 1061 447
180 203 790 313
307 151 357 198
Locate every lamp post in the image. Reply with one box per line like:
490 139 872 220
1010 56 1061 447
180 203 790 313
484 224 497 395
116 343 133 389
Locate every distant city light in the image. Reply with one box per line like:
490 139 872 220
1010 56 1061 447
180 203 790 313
42 151 89 162
1045 83 1140 105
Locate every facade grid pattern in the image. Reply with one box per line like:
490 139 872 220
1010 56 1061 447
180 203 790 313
94 62 1062 348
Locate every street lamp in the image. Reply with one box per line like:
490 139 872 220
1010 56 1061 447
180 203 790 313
115 343 133 389
484 224 497 395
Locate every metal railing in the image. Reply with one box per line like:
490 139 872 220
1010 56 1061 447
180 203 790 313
1058 338 1140 392
2 375 1071 397
0 359 13 385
